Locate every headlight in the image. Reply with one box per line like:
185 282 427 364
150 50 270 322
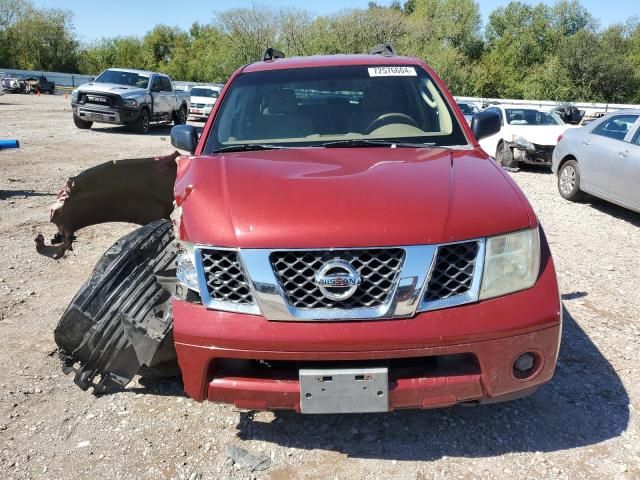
71 90 78 101
479 228 540 300
176 241 200 292
124 98 138 107
515 137 535 151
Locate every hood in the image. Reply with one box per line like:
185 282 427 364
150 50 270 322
175 148 534 248
77 82 147 96
190 96 216 105
505 125 575 146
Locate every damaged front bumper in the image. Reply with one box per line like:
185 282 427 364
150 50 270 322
510 142 555 165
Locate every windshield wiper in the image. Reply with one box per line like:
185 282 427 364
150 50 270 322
321 139 435 148
212 144 289 154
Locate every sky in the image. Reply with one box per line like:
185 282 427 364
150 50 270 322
32 0 640 43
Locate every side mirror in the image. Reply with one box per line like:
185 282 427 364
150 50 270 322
171 125 198 153
471 110 501 140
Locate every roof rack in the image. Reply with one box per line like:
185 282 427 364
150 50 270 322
262 48 286 62
369 43 397 56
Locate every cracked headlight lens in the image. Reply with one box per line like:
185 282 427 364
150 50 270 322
480 228 540 300
176 242 200 292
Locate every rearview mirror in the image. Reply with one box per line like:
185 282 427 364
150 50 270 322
471 110 501 141
171 125 198 153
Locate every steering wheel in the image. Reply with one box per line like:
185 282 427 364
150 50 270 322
365 113 418 134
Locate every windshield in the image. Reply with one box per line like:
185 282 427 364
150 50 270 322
457 103 477 115
505 109 563 126
94 70 149 89
191 87 218 98
205 65 467 152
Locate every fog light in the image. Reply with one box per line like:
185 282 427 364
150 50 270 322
513 352 537 379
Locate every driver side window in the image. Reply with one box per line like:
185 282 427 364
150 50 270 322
592 115 639 142
150 76 162 92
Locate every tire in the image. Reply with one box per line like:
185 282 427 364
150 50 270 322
496 142 518 170
173 105 187 126
133 108 151 134
54 220 179 393
558 159 584 201
73 115 93 129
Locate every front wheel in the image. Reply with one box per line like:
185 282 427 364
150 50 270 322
73 115 93 129
558 160 583 201
133 109 151 134
173 105 187 126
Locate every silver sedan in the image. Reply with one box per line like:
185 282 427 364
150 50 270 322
552 110 640 214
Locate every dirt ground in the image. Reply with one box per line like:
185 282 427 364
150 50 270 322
1 93 639 480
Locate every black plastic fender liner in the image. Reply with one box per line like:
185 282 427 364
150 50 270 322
55 220 180 393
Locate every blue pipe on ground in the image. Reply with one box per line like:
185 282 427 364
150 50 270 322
0 139 20 149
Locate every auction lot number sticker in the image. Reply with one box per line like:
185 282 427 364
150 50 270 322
368 66 417 77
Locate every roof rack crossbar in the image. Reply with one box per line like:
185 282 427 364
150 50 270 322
262 48 286 62
369 42 397 56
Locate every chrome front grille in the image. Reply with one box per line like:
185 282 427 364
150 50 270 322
424 241 480 302
270 249 405 309
200 249 254 305
194 240 485 321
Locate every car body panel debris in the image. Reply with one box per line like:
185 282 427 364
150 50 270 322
42 151 178 254
225 444 271 471
54 220 179 393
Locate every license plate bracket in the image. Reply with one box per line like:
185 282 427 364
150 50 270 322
299 367 388 414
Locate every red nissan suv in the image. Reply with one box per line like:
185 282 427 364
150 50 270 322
164 47 561 413
53 46 561 413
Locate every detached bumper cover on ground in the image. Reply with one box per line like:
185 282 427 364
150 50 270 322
37 152 178 256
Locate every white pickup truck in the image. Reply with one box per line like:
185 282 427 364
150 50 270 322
71 68 190 134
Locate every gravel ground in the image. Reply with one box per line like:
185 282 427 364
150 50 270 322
1 93 639 480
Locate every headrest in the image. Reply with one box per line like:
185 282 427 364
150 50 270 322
264 88 299 114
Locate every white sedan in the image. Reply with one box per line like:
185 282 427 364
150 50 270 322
189 86 221 120
479 105 573 170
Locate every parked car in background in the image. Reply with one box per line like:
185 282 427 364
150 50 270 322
552 111 640 213
188 85 221 120
479 104 573 170
456 102 479 125
2 76 27 93
580 111 608 126
1 75 55 94
27 75 56 94
71 68 190 134
550 103 584 125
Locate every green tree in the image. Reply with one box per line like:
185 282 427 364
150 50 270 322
559 27 639 102
3 7 78 71
215 6 278 66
